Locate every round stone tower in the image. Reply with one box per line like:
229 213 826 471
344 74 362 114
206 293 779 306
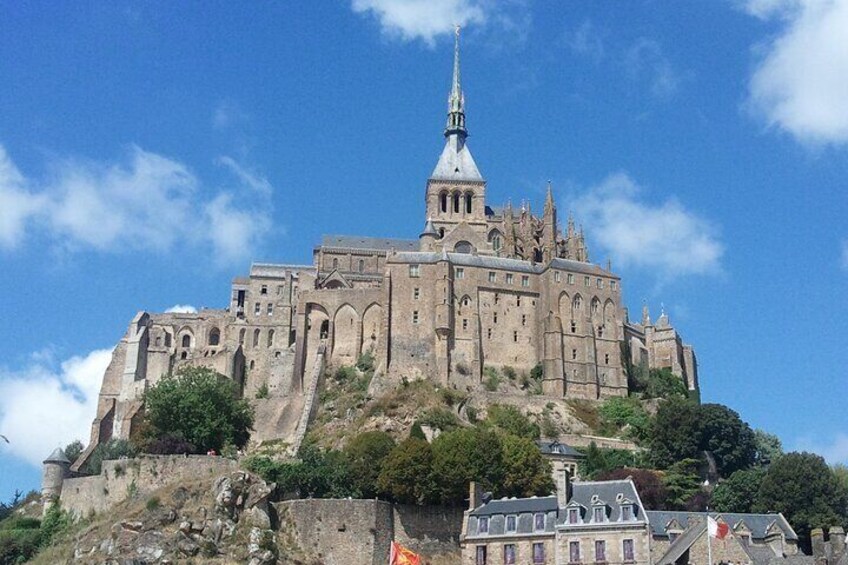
41 447 70 514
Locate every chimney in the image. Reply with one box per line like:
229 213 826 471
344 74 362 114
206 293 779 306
831 526 846 556
811 528 826 559
468 481 483 510
557 469 573 508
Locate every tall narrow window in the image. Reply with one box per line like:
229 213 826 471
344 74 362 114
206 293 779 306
532 543 545 565
253 329 260 348
595 540 606 562
568 508 580 524
517 296 521 306
521 275 530 287
208 328 220 346
503 545 516 565
254 302 261 315
604 353 610 365
521 315 526 326
505 515 516 532
267 303 274 316
584 276 591 287
453 192 460 213
534 513 545 531
555 271 561 282
412 311 419 324
487 328 492 339
332 258 339 270
506 274 514 285
413 288 420 300
593 507 605 522
488 271 496 283
268 329 275 347
465 192 472 214
569 541 580 563
239 329 245 345
494 313 498 324
513 331 518 342
409 264 420 278
572 349 577 360
359 259 365 273
181 334 191 348
440 192 448 213
476 546 487 565
455 267 465 279
568 273 575 284
462 319 468 330
478 516 489 534
571 321 577 333
623 539 634 562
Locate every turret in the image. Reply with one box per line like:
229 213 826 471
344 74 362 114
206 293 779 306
419 218 438 251
41 447 70 514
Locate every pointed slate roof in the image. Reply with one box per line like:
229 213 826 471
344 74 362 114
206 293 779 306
44 447 70 464
431 136 483 181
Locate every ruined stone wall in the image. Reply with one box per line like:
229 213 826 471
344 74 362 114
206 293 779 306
60 456 238 518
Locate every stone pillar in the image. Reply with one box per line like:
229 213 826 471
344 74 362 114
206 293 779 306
832 526 846 556
543 312 565 397
811 528 826 563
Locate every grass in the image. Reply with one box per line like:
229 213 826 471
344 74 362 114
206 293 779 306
566 398 601 431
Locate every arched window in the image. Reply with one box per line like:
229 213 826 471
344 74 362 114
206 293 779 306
319 320 329 339
454 240 475 254
164 333 172 347
453 192 460 213
440 192 448 213
268 329 275 347
181 334 191 348
239 328 246 345
208 327 220 346
253 329 260 348
591 298 600 316
488 230 503 252
332 257 339 270
181 351 187 360
465 192 472 214
358 259 364 273
573 295 583 311
438 227 445 239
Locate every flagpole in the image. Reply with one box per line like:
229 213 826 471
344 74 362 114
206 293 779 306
707 521 712 565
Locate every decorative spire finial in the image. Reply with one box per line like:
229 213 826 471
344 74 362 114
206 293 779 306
445 25 467 138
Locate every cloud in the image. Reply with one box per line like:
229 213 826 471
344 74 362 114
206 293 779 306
795 432 848 465
212 100 249 131
625 38 680 98
351 0 486 44
0 144 272 265
572 173 724 277
566 19 605 63
744 0 848 145
0 349 112 467
165 304 197 314
841 239 848 271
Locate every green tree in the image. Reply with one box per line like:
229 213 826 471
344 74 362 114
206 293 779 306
484 404 540 439
377 438 436 505
81 439 137 475
754 451 848 552
244 447 358 499
431 427 505 505
698 404 756 476
578 443 641 479
62 440 84 466
639 367 688 400
409 421 427 441
649 397 701 469
832 464 848 492
753 429 783 466
598 397 650 442
597 468 669 510
663 458 703 510
711 467 766 513
344 431 396 498
142 366 254 453
500 434 554 498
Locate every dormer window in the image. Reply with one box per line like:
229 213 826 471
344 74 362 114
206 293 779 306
534 513 545 531
621 504 633 521
568 508 580 524
478 516 489 534
593 506 605 523
506 515 517 533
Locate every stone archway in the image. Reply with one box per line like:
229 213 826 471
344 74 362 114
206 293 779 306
332 304 359 364
362 303 383 356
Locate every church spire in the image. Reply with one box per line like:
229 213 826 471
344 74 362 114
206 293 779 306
445 25 467 138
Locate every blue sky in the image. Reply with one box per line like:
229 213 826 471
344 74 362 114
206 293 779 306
1 1 847 501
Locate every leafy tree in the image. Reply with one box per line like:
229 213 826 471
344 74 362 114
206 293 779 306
431 427 505 505
597 468 669 510
638 368 688 400
579 443 641 479
419 407 461 432
344 431 396 498
500 434 554 498
145 434 197 455
754 451 848 551
649 397 701 469
698 403 756 476
832 463 848 493
711 467 766 513
663 458 703 510
484 404 540 439
142 366 254 453
63 440 84 466
81 439 137 475
598 397 650 442
244 447 358 499
753 429 783 466
378 438 436 505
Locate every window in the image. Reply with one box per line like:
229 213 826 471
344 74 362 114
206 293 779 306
462 319 468 330
604 353 610 365
572 349 577 360
332 258 339 269
593 507 605 522
610 280 617 291
521 315 526 326
412 311 419 324
359 259 365 273
597 278 603 289
517 296 521 306
494 293 500 304
567 273 575 284
488 271 496 283
503 544 516 565
521 275 529 287
506 274 514 285
478 516 489 534
409 264 420 278
571 321 577 333
492 233 502 252
440 192 448 213
494 313 498 324
534 513 545 531
463 297 470 307
267 303 274 316
239 328 246 345
555 271 561 282
584 276 590 287
505 515 517 532
533 543 545 564
569 541 580 564
253 329 260 348
568 508 580 524
623 539 634 562
164 333 172 347
268 329 274 347
181 334 191 348
465 192 473 214
277 284 284 295
413 288 420 300
254 302 261 315
453 192 461 213
208 328 220 346
513 331 518 342
260 285 267 295
598 326 604 338
487 328 492 339
573 296 582 310
476 546 488 565
455 267 465 279
591 299 600 315
595 540 606 563
621 505 632 520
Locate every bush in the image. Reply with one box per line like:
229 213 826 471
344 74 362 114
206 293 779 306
146 496 161 511
378 438 436 505
255 382 269 399
465 406 478 423
409 421 427 440
344 431 396 498
484 404 540 439
333 365 358 383
598 397 650 441
431 427 505 505
142 366 254 453
244 447 359 500
530 363 543 381
63 440 84 466
578 442 642 479
440 388 467 407
82 439 138 475
502 366 517 381
483 367 501 392
420 407 461 432
356 352 375 373
145 434 197 455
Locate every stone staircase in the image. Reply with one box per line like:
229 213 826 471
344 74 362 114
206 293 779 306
287 345 326 456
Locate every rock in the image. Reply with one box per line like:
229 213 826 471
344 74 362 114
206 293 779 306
175 534 200 557
136 530 165 560
120 520 143 533
245 480 273 510
178 520 191 534
243 505 271 530
202 518 223 543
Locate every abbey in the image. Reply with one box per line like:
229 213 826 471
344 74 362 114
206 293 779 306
76 32 697 467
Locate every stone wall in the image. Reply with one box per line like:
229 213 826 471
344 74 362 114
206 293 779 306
60 455 238 518
274 499 462 565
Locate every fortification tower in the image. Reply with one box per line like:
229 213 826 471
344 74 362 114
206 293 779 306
41 447 70 515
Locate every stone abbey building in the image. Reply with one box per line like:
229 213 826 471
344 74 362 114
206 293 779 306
77 32 698 465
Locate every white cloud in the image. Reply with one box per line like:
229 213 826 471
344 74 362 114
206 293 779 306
0 349 112 467
212 100 249 131
572 173 724 277
745 0 848 144
795 432 848 464
625 38 680 98
567 20 605 63
352 0 486 44
165 304 197 314
0 144 272 265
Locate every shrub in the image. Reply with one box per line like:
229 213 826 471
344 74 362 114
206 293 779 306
145 434 197 455
530 363 543 381
598 397 650 441
485 404 540 439
409 421 427 440
502 366 517 381
82 439 138 475
420 407 461 432
540 413 559 438
333 365 358 383
255 382 270 399
465 406 478 423
440 388 467 407
344 431 396 498
483 367 501 392
356 352 375 373
146 496 161 511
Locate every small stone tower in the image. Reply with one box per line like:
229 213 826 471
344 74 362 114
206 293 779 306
41 447 70 514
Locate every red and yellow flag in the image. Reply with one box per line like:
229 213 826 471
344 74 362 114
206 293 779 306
390 541 421 565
